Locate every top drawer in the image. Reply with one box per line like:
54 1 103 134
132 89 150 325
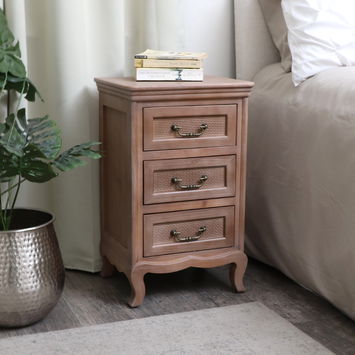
143 104 238 151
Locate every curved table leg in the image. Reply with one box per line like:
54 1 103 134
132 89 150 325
128 269 146 308
229 252 248 292
125 250 247 306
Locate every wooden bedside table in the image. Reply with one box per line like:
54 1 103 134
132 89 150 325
95 76 254 307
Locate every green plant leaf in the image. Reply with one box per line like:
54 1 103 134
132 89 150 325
0 72 5 90
24 78 42 101
27 115 62 159
4 74 42 102
28 116 56 132
21 160 57 182
20 144 57 182
16 107 27 130
53 142 101 172
53 155 87 171
0 146 20 179
0 9 102 230
0 114 26 157
0 43 26 78
0 10 41 103
23 142 47 159
0 122 6 135
0 10 26 78
0 10 15 47
64 141 102 157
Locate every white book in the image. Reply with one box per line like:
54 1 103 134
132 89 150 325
136 68 203 81
135 49 207 60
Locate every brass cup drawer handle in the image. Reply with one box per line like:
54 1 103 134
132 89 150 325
171 123 208 138
171 175 208 190
170 226 207 242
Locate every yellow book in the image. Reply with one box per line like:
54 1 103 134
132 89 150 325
134 58 202 69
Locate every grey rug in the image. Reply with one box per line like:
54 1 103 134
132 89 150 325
0 302 333 355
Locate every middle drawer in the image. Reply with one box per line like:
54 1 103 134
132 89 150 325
144 155 236 204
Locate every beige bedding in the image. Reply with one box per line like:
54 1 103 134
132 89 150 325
247 63 355 320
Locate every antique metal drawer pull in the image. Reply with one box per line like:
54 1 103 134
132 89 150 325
170 226 207 242
171 123 208 137
171 175 208 190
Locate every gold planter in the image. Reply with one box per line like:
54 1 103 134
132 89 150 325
0 209 65 327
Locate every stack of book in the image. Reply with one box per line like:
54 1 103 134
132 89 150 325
134 49 207 82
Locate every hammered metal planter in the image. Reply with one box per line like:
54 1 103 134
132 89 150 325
0 209 65 327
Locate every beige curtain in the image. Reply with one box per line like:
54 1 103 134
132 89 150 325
4 0 235 272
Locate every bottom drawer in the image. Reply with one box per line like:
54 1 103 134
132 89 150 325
144 206 235 257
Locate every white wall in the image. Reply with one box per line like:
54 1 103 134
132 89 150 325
126 0 235 78
177 0 235 78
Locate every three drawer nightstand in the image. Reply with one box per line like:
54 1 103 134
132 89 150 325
95 76 254 307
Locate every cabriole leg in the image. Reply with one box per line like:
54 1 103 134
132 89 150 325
229 253 248 292
128 270 146 307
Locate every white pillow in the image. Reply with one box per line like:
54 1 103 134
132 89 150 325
281 0 355 86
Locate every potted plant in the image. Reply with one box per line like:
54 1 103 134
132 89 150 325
0 9 101 327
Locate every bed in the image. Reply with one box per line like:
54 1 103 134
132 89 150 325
234 0 355 320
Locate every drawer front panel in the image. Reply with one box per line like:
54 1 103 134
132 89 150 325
144 156 236 204
144 206 235 256
143 105 238 151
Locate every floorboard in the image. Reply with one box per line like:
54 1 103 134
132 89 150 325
0 258 354 354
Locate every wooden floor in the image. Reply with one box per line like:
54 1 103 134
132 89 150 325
0 258 354 354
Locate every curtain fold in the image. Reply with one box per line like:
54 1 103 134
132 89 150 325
4 0 235 272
